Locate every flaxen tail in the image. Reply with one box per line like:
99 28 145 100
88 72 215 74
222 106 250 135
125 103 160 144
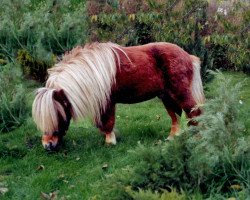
190 55 205 106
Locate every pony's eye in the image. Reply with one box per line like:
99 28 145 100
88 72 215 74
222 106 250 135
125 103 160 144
53 131 60 136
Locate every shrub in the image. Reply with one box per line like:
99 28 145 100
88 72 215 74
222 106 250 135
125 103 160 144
186 71 250 195
17 49 54 83
0 53 7 66
95 71 250 199
1 0 249 81
0 64 28 132
0 0 88 82
87 0 250 79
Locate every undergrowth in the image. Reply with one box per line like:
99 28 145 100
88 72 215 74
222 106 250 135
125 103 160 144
0 0 249 83
0 64 28 132
95 72 250 199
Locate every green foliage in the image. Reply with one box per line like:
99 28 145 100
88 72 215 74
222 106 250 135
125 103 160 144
0 0 249 82
0 72 249 199
87 0 250 80
127 188 186 200
0 54 8 66
96 71 250 199
17 49 54 82
0 64 28 132
0 0 88 81
187 71 250 195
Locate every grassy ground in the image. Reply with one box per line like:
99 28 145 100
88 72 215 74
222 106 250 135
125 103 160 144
0 72 249 199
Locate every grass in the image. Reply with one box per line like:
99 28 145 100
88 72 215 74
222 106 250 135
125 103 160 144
0 72 250 199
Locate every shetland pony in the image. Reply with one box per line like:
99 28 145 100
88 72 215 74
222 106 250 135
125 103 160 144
32 42 204 150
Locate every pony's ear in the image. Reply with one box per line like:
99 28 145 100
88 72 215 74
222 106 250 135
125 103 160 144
53 89 71 108
53 89 74 120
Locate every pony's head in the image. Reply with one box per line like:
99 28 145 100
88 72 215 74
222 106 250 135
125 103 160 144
32 88 72 151
32 43 121 150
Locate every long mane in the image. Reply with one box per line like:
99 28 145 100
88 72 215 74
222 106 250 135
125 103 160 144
32 42 124 133
32 88 67 133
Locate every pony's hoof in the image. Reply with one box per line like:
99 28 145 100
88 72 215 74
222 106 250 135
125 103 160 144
105 140 117 145
165 135 174 141
105 131 117 145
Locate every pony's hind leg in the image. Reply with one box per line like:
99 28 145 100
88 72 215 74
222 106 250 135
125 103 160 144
166 109 180 140
96 103 117 145
161 97 182 140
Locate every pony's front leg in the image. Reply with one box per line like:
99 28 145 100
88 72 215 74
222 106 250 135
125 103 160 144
105 131 117 145
96 104 117 145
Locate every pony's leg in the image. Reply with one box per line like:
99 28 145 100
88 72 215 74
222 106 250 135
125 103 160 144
96 104 117 145
161 97 182 140
105 131 117 145
166 109 180 140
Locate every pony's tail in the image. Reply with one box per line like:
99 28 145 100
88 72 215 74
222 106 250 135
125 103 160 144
190 55 205 106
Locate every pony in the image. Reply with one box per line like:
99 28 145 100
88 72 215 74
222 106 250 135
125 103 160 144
32 42 204 151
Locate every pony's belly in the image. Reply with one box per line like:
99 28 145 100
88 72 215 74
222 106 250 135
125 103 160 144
114 72 165 104
113 84 163 104
115 92 158 104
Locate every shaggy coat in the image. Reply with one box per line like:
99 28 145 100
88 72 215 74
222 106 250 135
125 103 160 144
32 42 204 149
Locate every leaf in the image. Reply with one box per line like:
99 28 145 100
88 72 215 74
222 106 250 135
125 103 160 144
230 184 242 190
156 114 161 120
41 192 50 199
41 191 58 200
102 163 108 170
91 15 98 22
37 165 45 171
154 140 162 145
76 157 80 161
49 191 58 200
0 187 8 195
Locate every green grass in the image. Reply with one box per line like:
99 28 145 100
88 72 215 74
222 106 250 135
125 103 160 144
0 72 250 199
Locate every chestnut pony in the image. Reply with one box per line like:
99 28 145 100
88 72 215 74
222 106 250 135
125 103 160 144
32 42 204 150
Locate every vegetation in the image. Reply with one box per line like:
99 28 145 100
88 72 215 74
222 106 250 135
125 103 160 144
0 64 28 132
94 72 250 199
0 0 87 82
0 0 249 199
0 0 249 82
0 71 250 199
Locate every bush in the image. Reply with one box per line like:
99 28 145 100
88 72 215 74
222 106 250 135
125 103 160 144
186 71 250 195
95 71 250 199
87 0 250 79
1 0 249 82
17 49 54 83
0 0 88 82
0 64 28 132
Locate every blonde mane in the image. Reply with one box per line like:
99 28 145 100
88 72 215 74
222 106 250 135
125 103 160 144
32 88 67 133
32 42 124 133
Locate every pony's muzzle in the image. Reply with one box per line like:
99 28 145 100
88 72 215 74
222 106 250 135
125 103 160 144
44 142 56 151
42 134 59 151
